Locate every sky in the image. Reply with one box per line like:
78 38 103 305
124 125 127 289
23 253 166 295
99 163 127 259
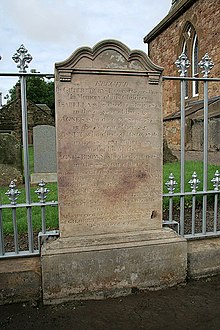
0 0 171 103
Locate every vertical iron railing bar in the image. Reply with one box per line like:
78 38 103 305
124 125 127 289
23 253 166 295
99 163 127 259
5 181 21 254
180 78 186 236
20 75 34 253
0 203 4 256
12 207 19 254
191 195 196 236
165 173 177 224
212 170 220 233
189 172 200 236
35 180 50 235
12 45 34 253
169 197 173 222
202 79 208 234
214 194 218 233
41 207 46 235
175 53 190 236
198 53 214 235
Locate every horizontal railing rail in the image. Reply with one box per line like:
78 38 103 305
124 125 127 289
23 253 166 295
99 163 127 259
0 180 58 258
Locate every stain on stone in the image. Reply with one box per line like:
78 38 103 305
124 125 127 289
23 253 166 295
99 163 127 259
137 171 147 179
151 210 157 219
102 169 148 203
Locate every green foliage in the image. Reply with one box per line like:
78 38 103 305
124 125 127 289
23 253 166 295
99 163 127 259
7 73 55 115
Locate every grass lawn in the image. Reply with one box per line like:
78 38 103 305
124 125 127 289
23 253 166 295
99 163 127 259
163 161 219 210
0 156 219 234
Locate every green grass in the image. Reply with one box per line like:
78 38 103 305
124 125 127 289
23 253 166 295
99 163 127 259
163 161 219 211
1 151 219 234
1 146 58 234
28 145 34 174
1 183 58 234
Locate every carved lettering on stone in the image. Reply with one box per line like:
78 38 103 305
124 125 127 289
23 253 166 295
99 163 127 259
55 40 163 237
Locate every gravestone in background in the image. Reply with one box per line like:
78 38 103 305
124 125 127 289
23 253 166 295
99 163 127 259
31 125 57 183
0 134 23 186
42 40 187 304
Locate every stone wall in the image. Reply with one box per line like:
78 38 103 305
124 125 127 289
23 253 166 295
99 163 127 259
0 98 54 144
0 257 41 305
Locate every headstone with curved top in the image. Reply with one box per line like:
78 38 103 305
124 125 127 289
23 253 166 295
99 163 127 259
42 40 187 304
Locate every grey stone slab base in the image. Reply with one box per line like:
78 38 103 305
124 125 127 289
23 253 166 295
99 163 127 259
31 173 57 184
188 237 220 279
41 229 187 305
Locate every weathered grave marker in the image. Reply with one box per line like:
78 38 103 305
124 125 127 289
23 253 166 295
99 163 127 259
0 134 22 186
42 40 187 304
31 125 57 183
56 45 162 237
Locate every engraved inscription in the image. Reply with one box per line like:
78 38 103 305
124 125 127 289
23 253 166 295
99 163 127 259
56 56 162 237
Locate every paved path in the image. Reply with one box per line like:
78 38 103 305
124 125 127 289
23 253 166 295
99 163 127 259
1 275 220 329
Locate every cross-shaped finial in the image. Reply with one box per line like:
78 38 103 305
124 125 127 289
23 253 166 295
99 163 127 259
5 181 21 205
165 173 177 194
211 170 220 191
35 180 50 203
175 52 190 77
188 172 200 193
198 53 214 78
12 44 32 73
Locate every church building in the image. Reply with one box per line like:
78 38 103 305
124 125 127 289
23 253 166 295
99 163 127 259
144 0 220 151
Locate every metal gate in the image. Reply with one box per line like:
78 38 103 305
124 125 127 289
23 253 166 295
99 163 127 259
0 45 219 258
0 45 58 258
163 52 220 238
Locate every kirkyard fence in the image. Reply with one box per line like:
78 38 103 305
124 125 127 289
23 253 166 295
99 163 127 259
0 45 219 258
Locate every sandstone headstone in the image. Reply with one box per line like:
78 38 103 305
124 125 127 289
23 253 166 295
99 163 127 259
55 40 164 237
42 40 187 304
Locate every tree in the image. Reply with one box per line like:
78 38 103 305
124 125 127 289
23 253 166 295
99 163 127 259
7 71 55 116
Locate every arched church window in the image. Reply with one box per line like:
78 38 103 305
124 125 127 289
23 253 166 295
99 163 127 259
182 40 189 98
181 22 199 98
192 34 199 96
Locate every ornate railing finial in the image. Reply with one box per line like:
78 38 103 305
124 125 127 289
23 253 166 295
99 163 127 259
5 181 21 205
35 180 50 203
165 173 177 194
198 53 214 78
211 170 220 191
175 52 190 77
12 44 32 73
189 172 200 193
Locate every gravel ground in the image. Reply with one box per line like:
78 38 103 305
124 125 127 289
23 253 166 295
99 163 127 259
1 275 220 330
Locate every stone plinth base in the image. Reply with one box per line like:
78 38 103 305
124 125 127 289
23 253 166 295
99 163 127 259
41 229 187 305
188 237 220 279
0 257 41 305
31 173 57 184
